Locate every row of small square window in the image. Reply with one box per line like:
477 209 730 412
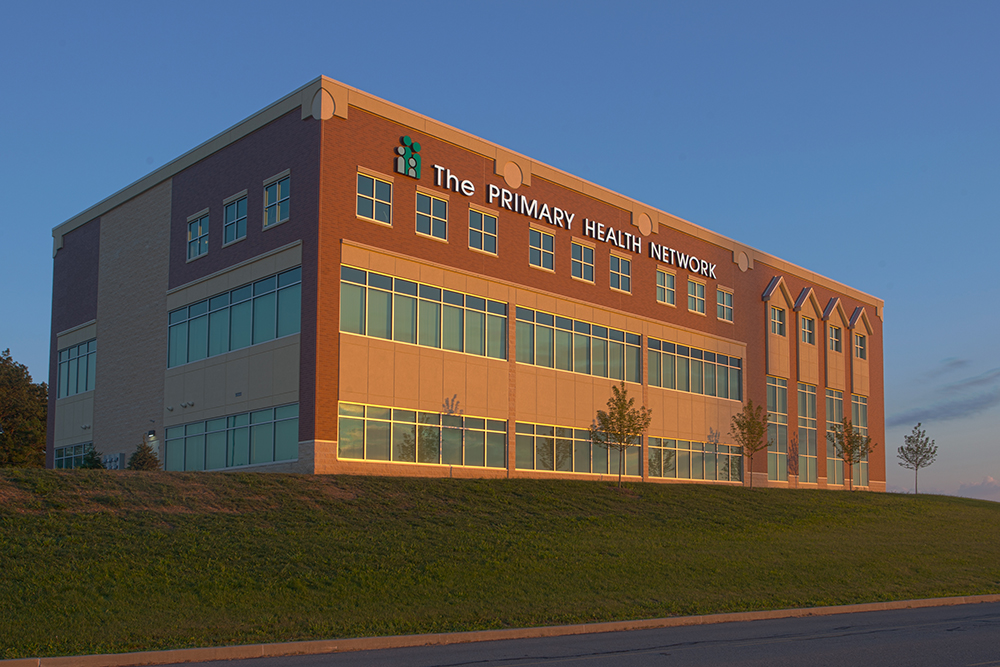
187 176 290 261
769 307 867 358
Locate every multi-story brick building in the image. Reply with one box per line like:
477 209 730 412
48 76 885 489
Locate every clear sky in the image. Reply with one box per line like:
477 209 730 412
1 1 997 498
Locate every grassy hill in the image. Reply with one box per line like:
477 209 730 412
2 469 998 659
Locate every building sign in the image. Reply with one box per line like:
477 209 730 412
394 137 718 280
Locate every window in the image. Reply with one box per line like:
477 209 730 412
770 306 786 336
571 242 594 282
798 383 817 483
801 316 815 345
855 334 867 360
515 422 638 476
852 395 869 487
649 437 742 483
357 173 392 224
57 339 96 398
767 377 788 481
340 266 507 359
416 192 447 240
829 325 842 352
647 338 742 400
187 214 209 260
688 280 705 313
263 176 289 228
656 270 675 305
826 389 844 484
529 229 554 270
515 307 641 382
469 210 497 254
717 289 733 322
610 255 631 292
165 404 298 470
223 196 247 244
339 403 506 468
168 267 301 368
54 443 93 469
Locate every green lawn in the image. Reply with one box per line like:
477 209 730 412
2 469 998 659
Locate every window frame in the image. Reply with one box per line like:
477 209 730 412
571 241 595 283
609 254 631 293
222 191 248 246
801 316 815 345
416 191 448 241
716 289 733 322
263 172 290 230
854 333 867 360
656 269 676 306
468 208 498 255
356 171 393 225
186 210 210 261
770 306 786 336
829 325 843 352
687 279 706 314
528 227 555 271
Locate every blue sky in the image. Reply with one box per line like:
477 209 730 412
1 1 997 498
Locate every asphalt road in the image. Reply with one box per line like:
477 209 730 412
158 602 1000 667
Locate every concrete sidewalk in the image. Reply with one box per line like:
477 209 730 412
5 594 1000 667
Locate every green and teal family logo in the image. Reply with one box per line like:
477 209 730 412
396 136 421 178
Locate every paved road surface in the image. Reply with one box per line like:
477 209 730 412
159 601 1000 666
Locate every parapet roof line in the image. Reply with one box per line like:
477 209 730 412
51 75 883 312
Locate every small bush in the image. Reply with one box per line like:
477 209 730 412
128 438 160 471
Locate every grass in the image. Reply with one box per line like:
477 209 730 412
1 469 998 659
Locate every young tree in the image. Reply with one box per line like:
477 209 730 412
729 399 770 489
0 349 47 468
590 381 652 488
128 434 161 471
787 432 800 477
827 417 877 491
79 446 106 470
897 422 937 494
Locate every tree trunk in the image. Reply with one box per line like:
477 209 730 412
915 468 919 494
618 447 624 488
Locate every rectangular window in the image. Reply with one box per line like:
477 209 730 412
648 438 742 483
515 422 639 477
340 266 507 360
717 289 733 322
571 242 594 282
516 308 640 383
167 267 301 368
801 316 815 345
797 383 817 483
339 403 506 468
54 443 93 469
829 325 842 352
826 388 844 484
165 404 298 471
263 176 290 229
687 280 705 313
529 229 554 270
647 338 742 401
767 376 788 482
223 196 247 244
852 395 869 487
57 339 97 398
187 214 209 260
656 270 675 306
416 193 448 240
469 210 497 254
770 306 786 336
855 334 867 360
610 255 631 292
357 173 392 224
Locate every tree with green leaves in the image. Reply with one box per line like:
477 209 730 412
79 446 106 470
729 399 770 489
897 422 937 494
827 417 878 491
590 381 652 488
0 349 47 468
128 435 161 471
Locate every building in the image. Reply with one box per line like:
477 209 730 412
48 76 885 490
